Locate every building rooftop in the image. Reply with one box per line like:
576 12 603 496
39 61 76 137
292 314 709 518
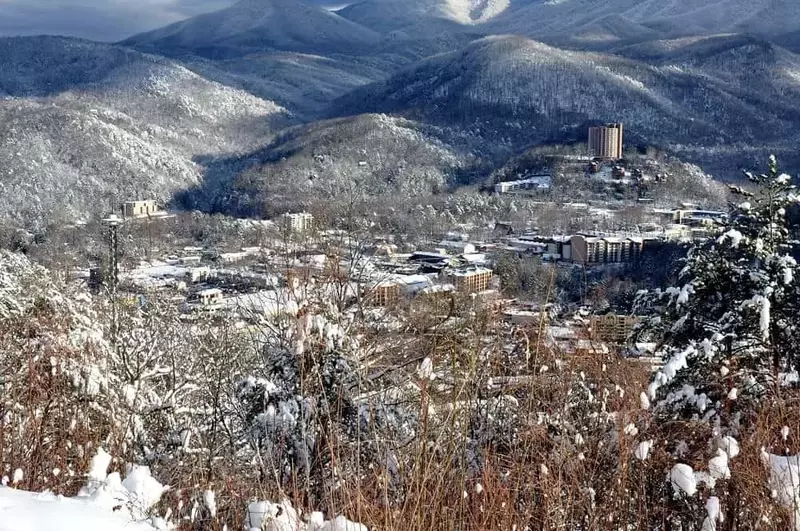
198 288 223 297
449 267 492 277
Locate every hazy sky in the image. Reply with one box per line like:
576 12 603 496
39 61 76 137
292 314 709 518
0 0 350 42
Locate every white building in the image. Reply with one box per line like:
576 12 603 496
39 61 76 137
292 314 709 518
494 174 552 194
279 212 314 234
186 266 212 283
122 200 160 219
198 288 224 307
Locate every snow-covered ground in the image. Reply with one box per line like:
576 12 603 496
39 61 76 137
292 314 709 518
0 448 164 531
0 487 157 531
0 446 369 531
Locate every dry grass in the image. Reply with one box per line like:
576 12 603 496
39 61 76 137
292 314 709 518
2 297 799 530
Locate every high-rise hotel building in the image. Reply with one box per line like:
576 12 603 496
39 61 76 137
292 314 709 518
588 123 623 159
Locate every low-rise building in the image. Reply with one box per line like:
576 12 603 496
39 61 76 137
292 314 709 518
673 209 726 226
122 200 159 218
503 309 547 326
219 252 248 263
198 288 223 307
590 314 638 344
370 281 401 306
494 174 553 194
179 256 202 265
279 212 314 234
186 266 212 283
512 235 572 260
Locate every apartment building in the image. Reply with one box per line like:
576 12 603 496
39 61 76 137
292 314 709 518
588 123 624 159
450 268 493 293
569 235 645 265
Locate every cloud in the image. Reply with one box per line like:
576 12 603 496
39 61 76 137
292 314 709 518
0 0 235 42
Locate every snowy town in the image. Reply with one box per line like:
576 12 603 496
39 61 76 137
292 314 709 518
2 11 800 525
76 190 735 368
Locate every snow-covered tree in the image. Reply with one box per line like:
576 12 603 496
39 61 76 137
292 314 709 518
637 155 799 420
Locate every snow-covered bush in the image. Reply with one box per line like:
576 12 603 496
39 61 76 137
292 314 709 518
0 250 121 494
235 310 421 505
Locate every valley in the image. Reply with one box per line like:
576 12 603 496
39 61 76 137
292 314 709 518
1 2 800 530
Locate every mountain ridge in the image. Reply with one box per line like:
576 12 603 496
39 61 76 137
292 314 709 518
0 36 290 230
121 0 382 58
329 34 800 173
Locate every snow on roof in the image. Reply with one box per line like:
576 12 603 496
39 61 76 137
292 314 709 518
395 274 433 286
547 326 576 340
410 251 450 260
438 240 474 248
508 239 547 248
198 288 223 297
503 309 542 317
450 267 492 277
124 264 188 282
421 283 455 294
576 340 609 354
227 289 299 317
462 253 487 263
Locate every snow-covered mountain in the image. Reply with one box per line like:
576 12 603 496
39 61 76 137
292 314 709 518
330 35 800 170
487 0 800 46
4 0 800 230
122 0 381 58
180 113 478 218
334 0 800 50
0 37 289 229
338 0 518 32
178 50 394 119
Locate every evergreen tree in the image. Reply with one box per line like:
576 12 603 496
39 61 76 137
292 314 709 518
636 156 800 421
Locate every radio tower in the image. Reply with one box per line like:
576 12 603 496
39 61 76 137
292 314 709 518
103 214 122 351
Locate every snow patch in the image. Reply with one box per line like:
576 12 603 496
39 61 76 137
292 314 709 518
417 357 435 381
708 449 731 480
720 436 740 459
204 490 217 518
0 486 157 531
702 496 722 530
634 440 653 461
719 229 744 248
670 463 697 496
245 499 366 531
762 452 800 530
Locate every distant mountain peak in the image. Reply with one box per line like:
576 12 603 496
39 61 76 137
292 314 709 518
123 0 379 58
